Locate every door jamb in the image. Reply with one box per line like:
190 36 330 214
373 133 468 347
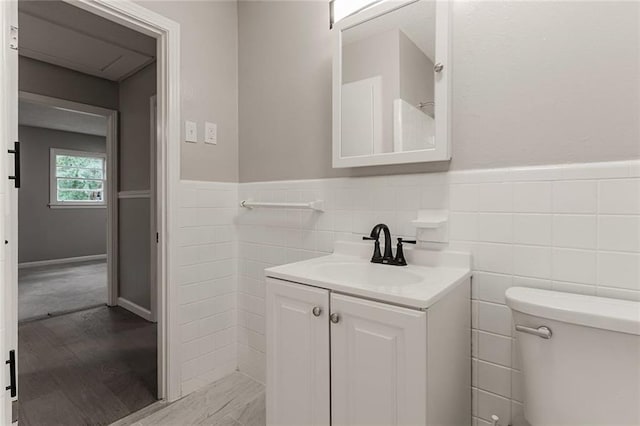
150 94 158 324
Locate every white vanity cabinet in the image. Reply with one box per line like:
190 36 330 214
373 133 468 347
266 275 470 426
265 279 330 426
330 293 427 426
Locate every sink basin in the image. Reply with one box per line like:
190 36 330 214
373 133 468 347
265 241 472 309
313 262 423 287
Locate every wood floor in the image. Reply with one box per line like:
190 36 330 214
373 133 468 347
113 372 265 426
18 305 157 426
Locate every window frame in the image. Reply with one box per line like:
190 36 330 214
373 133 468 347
49 148 107 209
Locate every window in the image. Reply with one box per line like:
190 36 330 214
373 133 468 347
50 148 106 208
330 0 381 27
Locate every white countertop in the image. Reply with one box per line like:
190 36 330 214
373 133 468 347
265 241 472 310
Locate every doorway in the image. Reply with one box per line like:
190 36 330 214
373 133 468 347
17 93 117 322
3 2 182 423
1 0 181 422
16 89 158 424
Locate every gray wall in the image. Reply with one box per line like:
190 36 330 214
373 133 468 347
119 62 156 191
18 126 107 263
137 1 239 182
117 62 156 310
19 56 119 110
238 1 640 182
118 199 151 309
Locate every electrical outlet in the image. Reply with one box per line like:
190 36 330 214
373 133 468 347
185 121 198 143
205 122 217 145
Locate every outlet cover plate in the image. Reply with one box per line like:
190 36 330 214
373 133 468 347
185 120 198 143
205 122 217 145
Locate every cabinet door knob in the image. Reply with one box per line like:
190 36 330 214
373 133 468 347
312 306 322 317
434 62 444 73
330 313 340 324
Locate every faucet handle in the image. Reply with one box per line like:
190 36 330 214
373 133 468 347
398 238 416 244
394 238 416 266
363 236 383 263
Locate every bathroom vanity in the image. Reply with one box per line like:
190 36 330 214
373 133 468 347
264 242 471 426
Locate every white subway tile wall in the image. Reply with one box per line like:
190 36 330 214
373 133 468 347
234 160 640 426
177 181 238 395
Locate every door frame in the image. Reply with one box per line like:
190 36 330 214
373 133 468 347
1 0 183 415
150 94 158 323
18 91 120 308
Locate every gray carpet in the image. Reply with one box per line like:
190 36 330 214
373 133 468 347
19 260 107 322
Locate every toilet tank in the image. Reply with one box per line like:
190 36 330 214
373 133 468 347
506 287 640 426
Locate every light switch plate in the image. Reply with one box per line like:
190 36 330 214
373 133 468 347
205 122 217 145
185 120 198 143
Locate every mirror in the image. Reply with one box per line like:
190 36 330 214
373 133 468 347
332 0 450 168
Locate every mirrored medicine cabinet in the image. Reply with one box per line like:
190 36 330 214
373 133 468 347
332 0 451 168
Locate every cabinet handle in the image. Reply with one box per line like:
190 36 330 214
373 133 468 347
312 306 322 317
434 62 444 73
330 313 340 324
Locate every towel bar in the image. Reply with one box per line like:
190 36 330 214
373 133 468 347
240 200 324 211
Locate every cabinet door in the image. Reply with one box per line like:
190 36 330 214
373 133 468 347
330 293 427 426
266 278 330 426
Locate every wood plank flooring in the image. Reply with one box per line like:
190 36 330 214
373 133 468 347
18 306 157 426
113 373 265 426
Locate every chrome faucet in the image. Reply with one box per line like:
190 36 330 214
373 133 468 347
363 224 416 266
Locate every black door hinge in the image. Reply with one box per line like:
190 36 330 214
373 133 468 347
8 141 20 188
12 400 18 423
9 26 18 50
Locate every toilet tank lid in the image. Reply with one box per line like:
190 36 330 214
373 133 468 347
506 287 640 336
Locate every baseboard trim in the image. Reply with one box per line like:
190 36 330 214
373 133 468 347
118 297 153 322
18 254 107 269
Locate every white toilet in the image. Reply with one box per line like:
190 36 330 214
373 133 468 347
505 287 640 426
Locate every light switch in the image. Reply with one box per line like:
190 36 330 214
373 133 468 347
185 121 198 143
205 122 217 145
